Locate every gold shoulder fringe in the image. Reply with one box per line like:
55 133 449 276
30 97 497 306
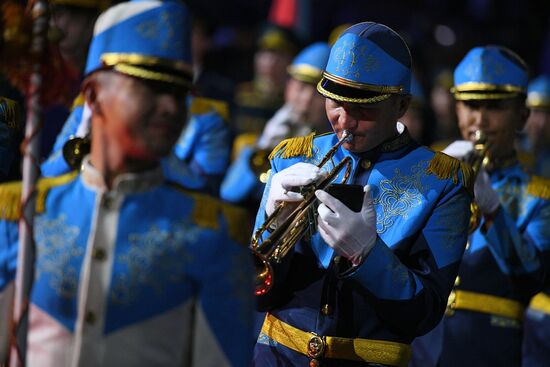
0 171 79 221
268 132 315 160
183 190 251 246
527 176 550 200
426 152 474 195
189 97 230 121
0 97 21 130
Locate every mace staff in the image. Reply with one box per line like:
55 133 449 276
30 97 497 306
10 1 49 365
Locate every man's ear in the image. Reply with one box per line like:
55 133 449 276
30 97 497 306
82 76 102 116
516 105 530 132
396 95 411 119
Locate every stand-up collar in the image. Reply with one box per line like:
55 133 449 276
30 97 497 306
81 156 164 193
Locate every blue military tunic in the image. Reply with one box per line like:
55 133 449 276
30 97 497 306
0 159 254 366
412 161 550 367
253 126 472 366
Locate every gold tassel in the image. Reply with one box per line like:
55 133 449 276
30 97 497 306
426 152 474 196
269 133 315 160
527 176 550 200
0 171 78 221
221 203 252 246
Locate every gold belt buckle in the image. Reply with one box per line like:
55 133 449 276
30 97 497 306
307 333 326 359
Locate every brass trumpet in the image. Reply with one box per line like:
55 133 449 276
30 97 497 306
251 130 353 295
467 130 491 233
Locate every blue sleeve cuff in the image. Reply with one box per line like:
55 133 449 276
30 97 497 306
346 237 423 300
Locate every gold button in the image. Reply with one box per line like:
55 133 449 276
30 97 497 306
333 256 342 264
85 311 96 325
454 276 461 287
360 159 372 169
92 248 106 261
321 304 332 316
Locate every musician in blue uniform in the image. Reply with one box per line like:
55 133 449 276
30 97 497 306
523 75 550 178
252 22 473 367
0 1 254 366
522 74 550 367
411 46 550 367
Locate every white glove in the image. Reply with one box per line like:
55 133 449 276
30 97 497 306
316 185 377 266
443 141 500 215
256 104 293 150
474 169 500 215
266 162 325 218
442 140 473 159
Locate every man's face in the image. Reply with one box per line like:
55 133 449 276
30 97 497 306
325 95 407 153
525 109 550 150
255 49 293 90
455 99 528 159
285 78 327 128
50 5 98 71
96 73 187 160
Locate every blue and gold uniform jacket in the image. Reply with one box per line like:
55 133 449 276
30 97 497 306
0 160 254 367
413 162 550 367
253 130 472 366
40 96 230 195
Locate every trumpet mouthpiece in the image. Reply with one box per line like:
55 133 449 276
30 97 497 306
342 130 353 143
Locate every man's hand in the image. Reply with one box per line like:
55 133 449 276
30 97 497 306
266 162 326 218
316 185 377 266
443 140 500 216
474 169 500 215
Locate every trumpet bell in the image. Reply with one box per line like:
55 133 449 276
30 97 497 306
254 255 273 295
62 136 90 170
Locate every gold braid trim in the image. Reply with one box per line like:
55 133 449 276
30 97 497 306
113 64 193 88
527 176 550 200
317 82 392 104
453 92 521 101
426 152 474 196
0 172 79 221
269 133 316 160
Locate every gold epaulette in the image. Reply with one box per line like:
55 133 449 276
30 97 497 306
0 171 79 221
268 132 316 160
189 97 230 121
231 133 258 161
527 176 550 200
71 92 85 110
171 187 251 246
426 151 474 196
